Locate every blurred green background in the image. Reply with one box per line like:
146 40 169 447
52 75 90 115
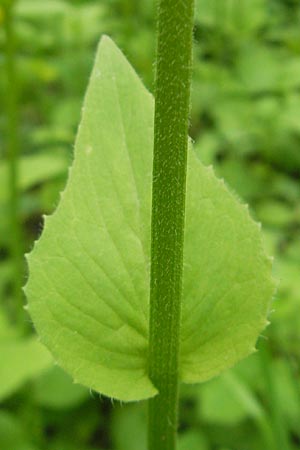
1 0 300 449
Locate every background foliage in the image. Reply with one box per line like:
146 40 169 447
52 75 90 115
0 0 300 449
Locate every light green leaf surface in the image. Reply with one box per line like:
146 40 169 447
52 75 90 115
180 158 274 384
0 311 52 401
25 36 274 401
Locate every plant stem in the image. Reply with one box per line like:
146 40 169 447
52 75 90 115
148 2 195 450
4 0 24 324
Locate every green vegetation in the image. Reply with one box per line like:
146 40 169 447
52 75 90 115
1 1 300 449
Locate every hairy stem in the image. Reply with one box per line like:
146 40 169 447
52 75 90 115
4 0 24 323
148 1 195 449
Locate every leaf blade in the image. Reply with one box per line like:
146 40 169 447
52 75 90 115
181 153 274 383
25 36 275 401
26 36 156 401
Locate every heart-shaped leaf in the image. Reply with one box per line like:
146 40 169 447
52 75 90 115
25 36 275 402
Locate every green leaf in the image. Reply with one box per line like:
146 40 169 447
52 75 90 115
180 154 274 384
26 36 156 402
195 0 266 36
0 153 68 204
236 45 282 93
197 371 263 425
111 404 147 450
178 431 208 450
255 200 293 229
0 311 52 401
25 36 274 401
0 411 37 450
34 366 88 410
272 359 300 433
16 0 68 18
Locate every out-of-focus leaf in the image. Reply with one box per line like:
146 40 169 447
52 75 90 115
237 46 282 93
195 0 266 35
216 159 266 201
271 257 300 356
255 200 294 229
0 411 37 450
285 237 300 264
198 371 263 425
0 311 52 401
34 366 88 410
111 404 147 450
272 359 300 434
281 95 300 134
62 4 106 45
178 430 208 450
16 0 69 18
194 132 220 166
0 153 68 204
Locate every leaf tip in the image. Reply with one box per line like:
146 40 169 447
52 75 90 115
100 34 112 43
98 34 116 52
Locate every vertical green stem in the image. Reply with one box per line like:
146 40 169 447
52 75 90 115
4 0 23 323
148 2 195 450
